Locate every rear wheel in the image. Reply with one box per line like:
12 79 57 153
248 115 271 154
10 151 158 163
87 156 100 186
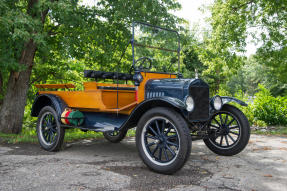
103 129 127 143
136 107 191 174
37 106 65 152
203 104 250 156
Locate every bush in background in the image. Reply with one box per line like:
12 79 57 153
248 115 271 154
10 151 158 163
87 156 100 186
231 85 287 127
252 85 287 126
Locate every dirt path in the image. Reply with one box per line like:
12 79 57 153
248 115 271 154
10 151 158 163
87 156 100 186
0 134 287 191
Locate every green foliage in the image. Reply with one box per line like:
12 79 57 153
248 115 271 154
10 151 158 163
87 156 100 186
208 0 287 95
253 120 267 128
232 85 287 127
252 85 287 126
232 90 255 125
225 56 286 97
182 47 206 78
0 0 183 92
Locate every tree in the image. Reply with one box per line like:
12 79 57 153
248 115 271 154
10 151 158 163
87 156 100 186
0 0 182 134
208 0 287 95
0 0 49 133
182 46 206 78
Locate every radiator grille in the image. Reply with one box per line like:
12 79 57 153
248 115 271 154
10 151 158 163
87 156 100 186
188 86 209 121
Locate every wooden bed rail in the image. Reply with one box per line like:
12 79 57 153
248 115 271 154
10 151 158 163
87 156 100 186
35 84 75 89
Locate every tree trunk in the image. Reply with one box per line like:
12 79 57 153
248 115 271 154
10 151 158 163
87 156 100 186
0 72 3 106
0 40 37 134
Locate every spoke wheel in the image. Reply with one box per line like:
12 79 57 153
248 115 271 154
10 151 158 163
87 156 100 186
40 112 58 145
37 106 65 152
208 111 241 149
203 105 250 156
136 107 191 174
143 117 179 165
103 129 127 143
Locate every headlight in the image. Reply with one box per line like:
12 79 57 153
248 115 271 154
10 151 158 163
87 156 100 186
212 95 222 110
185 96 194 112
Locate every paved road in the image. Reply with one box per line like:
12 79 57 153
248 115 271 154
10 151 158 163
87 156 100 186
0 134 287 191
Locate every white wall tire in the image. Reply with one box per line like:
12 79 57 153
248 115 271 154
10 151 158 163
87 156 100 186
136 107 191 174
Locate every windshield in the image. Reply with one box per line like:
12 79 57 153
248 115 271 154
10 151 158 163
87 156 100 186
132 22 180 74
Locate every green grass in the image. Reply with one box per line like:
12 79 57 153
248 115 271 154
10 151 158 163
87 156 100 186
64 129 104 142
252 126 287 136
0 129 104 144
0 132 37 144
0 128 136 144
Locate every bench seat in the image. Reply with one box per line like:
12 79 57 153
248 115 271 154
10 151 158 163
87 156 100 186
84 70 133 81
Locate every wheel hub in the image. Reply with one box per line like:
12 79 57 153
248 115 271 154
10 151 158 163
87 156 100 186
142 116 180 164
221 125 230 135
157 134 167 147
40 112 58 145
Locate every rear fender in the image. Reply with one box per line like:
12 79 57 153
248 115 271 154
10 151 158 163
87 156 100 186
31 94 67 118
120 97 188 130
221 96 248 107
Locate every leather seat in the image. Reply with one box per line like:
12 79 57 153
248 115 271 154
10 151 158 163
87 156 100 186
84 70 133 81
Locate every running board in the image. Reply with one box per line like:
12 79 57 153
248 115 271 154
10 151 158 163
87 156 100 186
61 112 129 132
80 125 116 132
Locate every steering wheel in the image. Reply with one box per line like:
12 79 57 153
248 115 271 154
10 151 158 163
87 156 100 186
136 57 152 70
129 57 153 74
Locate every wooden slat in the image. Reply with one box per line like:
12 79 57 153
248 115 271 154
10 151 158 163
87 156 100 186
102 102 138 112
35 84 75 89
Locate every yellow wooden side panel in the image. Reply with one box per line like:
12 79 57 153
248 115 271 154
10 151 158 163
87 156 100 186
39 91 105 109
101 90 136 108
83 82 98 91
39 89 136 114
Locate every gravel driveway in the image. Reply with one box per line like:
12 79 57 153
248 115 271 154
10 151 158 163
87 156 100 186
0 134 287 191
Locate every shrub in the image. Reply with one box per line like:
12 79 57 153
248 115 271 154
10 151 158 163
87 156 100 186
233 90 255 125
252 85 287 126
253 120 267 127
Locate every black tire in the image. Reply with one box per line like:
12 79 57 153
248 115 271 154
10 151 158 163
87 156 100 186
203 104 250 156
103 129 128 143
36 106 65 152
136 107 191 174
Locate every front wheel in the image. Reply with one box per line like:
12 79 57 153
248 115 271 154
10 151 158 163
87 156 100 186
136 107 191 174
203 104 250 156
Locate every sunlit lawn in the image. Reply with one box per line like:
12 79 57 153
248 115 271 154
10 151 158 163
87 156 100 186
0 128 136 144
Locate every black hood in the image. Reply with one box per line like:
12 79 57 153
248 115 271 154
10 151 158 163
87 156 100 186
145 78 209 101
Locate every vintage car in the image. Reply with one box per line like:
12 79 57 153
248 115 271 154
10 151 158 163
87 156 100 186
31 22 250 174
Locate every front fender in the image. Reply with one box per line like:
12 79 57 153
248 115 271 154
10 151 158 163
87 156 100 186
221 96 248 107
119 97 187 130
158 96 186 110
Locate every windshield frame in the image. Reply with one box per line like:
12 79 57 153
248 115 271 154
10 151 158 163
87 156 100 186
131 22 181 74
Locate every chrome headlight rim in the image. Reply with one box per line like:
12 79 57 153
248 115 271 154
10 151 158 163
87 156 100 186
185 96 194 112
211 95 223 111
